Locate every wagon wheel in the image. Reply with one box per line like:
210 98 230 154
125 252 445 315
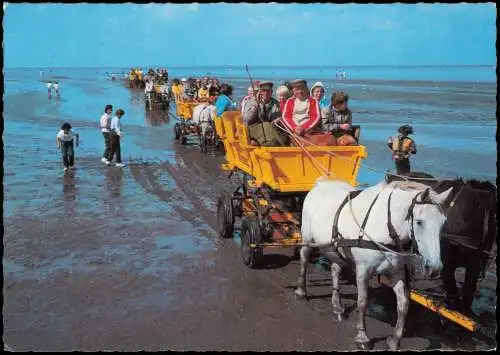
217 193 234 239
216 138 225 153
202 136 208 155
180 126 187 145
240 216 263 269
173 123 181 140
208 131 216 154
199 134 207 154
232 191 243 218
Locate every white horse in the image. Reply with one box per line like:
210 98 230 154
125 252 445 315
296 178 453 350
192 103 216 135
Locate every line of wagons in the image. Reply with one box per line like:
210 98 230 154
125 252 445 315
149 90 495 346
173 100 224 155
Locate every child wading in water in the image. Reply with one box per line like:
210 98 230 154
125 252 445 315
56 122 80 172
387 124 417 175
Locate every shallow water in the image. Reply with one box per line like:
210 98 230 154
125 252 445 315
3 66 496 351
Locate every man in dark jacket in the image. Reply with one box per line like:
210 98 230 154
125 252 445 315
242 81 287 146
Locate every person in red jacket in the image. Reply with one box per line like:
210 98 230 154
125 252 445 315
282 79 321 136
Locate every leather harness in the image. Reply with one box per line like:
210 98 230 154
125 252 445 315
330 188 433 266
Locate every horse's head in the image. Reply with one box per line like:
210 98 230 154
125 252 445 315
405 186 453 277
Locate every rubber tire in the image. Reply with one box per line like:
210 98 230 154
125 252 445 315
217 139 225 153
217 194 234 239
174 123 180 140
180 135 187 145
240 216 263 269
232 191 243 218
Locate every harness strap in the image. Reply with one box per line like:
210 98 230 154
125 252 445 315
358 191 381 242
331 190 362 266
386 190 399 242
335 239 412 253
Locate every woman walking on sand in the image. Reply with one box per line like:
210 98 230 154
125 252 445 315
106 109 125 167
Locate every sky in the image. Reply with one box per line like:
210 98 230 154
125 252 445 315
3 3 497 68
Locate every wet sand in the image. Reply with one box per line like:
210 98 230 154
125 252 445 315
3 73 496 351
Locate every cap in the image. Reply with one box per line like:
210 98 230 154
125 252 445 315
290 79 307 88
259 81 274 90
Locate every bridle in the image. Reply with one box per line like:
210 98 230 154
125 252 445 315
331 187 445 261
397 189 445 255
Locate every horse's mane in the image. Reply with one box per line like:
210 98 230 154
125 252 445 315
386 172 496 193
465 179 497 192
387 180 428 191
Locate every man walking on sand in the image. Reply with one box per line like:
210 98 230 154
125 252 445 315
100 104 113 164
106 109 125 167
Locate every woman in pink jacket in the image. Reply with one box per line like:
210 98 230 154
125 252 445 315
282 79 321 136
282 79 335 146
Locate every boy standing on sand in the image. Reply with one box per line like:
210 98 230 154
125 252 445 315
100 104 113 164
56 122 80 172
387 124 417 175
107 109 125 167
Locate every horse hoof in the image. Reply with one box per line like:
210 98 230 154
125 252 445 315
294 289 307 299
355 341 373 350
386 336 399 351
333 313 345 323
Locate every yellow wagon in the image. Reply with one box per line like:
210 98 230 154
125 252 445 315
173 100 223 154
214 111 367 268
214 111 494 340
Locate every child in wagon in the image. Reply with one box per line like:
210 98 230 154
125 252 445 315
56 122 80 172
387 124 417 175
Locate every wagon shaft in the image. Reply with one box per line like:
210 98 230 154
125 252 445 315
377 275 478 333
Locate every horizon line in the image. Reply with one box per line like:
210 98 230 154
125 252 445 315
4 64 496 70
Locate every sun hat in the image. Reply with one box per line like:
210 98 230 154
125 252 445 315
310 81 325 95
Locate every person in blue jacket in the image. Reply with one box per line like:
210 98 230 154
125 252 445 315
215 83 234 116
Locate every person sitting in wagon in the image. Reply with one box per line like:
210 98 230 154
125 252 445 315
242 81 287 147
197 84 210 102
171 78 183 102
322 91 357 146
275 85 291 113
310 81 330 112
215 83 234 116
282 79 335 146
182 78 197 101
240 81 260 113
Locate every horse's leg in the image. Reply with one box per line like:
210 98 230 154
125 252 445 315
461 260 482 310
331 261 345 322
294 245 312 299
354 264 373 350
441 254 459 304
386 270 409 351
